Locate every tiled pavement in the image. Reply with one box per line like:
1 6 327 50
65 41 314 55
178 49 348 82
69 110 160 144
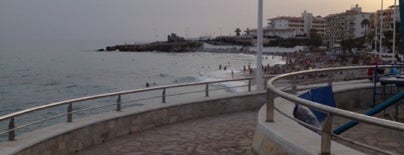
333 106 404 155
75 111 257 155
74 106 404 155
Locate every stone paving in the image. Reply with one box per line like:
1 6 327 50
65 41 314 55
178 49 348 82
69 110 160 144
73 102 404 155
74 111 257 155
333 105 404 155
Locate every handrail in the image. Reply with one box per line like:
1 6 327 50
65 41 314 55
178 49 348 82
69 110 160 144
266 65 404 154
268 66 404 131
0 76 259 122
0 75 276 141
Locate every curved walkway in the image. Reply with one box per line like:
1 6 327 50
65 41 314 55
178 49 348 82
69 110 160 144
75 111 257 155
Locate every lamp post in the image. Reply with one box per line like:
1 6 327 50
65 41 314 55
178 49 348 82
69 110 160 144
400 0 404 56
256 0 264 90
380 0 384 54
393 0 397 63
375 10 378 51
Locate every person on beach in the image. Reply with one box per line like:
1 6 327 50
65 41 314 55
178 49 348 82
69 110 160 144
231 70 234 78
367 56 384 80
390 67 400 75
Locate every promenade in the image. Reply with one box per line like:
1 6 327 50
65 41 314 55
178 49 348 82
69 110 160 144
75 111 257 155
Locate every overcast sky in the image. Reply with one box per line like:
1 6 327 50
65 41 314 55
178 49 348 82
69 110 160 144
0 0 395 42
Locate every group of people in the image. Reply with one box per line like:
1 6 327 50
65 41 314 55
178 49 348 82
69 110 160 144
367 55 402 81
144 51 402 88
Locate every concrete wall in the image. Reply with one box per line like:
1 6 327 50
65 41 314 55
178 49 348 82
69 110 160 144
0 92 265 155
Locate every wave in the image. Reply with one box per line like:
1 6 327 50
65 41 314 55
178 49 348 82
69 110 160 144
170 71 247 93
43 81 60 86
65 85 78 89
174 76 198 83
197 71 246 93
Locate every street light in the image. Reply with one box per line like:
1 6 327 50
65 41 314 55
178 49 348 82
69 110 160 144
256 0 264 90
400 0 404 56
393 0 397 63
380 0 384 54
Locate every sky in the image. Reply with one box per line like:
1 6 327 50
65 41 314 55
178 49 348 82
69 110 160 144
0 0 395 42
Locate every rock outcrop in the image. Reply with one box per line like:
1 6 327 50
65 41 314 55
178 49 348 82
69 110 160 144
101 33 203 52
104 41 202 52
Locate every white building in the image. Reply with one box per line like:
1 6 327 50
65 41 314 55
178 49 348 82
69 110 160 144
268 16 305 38
302 11 313 35
324 4 371 46
246 11 324 39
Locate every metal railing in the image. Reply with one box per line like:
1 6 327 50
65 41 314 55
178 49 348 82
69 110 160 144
266 65 404 155
0 76 275 142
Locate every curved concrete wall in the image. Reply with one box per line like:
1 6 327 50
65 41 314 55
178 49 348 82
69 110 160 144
0 92 265 155
252 83 376 155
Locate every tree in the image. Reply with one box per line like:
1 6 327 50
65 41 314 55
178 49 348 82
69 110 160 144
383 22 402 53
235 28 241 36
245 28 250 36
361 19 370 40
341 37 366 53
309 29 322 46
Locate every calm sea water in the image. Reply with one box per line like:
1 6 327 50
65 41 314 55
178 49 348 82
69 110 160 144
0 40 285 117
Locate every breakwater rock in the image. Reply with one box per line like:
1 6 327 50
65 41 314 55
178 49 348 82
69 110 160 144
103 41 203 52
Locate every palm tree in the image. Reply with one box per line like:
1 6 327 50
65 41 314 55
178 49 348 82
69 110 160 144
245 28 250 36
361 19 370 39
235 28 241 36
309 29 322 46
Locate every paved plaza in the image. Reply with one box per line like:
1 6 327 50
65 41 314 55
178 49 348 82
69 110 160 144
75 111 258 155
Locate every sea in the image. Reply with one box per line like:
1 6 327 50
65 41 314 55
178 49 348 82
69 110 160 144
0 40 287 139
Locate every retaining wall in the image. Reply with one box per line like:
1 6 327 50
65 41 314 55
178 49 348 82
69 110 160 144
0 92 265 155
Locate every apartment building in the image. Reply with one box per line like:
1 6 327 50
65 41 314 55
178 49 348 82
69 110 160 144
324 4 371 46
371 5 400 33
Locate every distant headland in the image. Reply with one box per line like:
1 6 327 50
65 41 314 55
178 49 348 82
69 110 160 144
98 33 203 52
97 30 323 53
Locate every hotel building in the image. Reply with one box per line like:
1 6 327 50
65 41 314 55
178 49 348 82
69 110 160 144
324 4 371 46
246 11 325 39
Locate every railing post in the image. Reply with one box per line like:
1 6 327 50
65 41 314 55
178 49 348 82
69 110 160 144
264 78 268 89
205 83 209 97
162 88 166 103
327 71 334 86
292 76 297 95
116 94 121 111
248 79 252 92
321 114 333 155
266 89 275 122
8 117 15 141
67 103 72 122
